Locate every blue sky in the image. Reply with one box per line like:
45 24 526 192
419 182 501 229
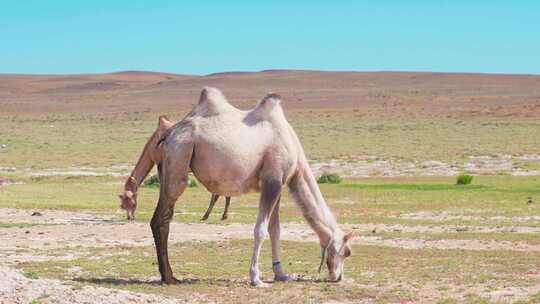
1 1 539 75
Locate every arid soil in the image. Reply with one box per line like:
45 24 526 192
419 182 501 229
0 266 202 304
1 208 540 303
1 208 539 256
311 155 540 177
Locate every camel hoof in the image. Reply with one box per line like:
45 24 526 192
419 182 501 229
221 216 228 221
250 280 269 288
274 274 297 282
200 216 209 221
161 277 178 285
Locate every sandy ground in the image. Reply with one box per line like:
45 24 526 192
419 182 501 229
1 208 540 303
0 266 206 304
395 211 540 224
311 155 540 178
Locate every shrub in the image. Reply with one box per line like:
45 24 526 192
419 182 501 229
456 174 473 185
317 172 342 184
188 176 198 188
143 175 160 187
144 174 198 188
24 271 39 279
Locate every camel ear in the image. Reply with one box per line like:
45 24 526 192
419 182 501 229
158 115 170 128
344 231 355 242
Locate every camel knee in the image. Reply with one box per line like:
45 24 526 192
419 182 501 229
151 208 174 231
253 222 268 240
150 218 167 235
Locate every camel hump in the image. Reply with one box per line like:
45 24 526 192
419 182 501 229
250 93 284 120
258 92 283 110
195 87 237 116
199 87 227 105
261 93 282 106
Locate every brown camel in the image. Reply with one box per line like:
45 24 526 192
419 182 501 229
152 87 353 287
119 116 232 221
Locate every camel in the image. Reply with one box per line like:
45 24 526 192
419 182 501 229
152 87 353 286
118 116 232 221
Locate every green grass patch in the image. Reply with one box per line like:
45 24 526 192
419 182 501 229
342 183 484 191
0 222 36 229
1 175 539 228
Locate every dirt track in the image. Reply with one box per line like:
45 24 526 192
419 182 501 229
2 208 540 303
2 208 539 258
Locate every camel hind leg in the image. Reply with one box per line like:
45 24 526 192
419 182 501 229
201 194 219 221
221 196 231 220
150 142 193 284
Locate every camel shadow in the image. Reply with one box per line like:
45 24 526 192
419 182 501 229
73 275 334 287
73 277 164 286
73 276 245 287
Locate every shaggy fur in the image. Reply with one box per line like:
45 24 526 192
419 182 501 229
152 87 353 286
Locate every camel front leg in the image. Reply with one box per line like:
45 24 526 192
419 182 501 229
250 178 282 287
221 196 231 220
151 143 192 284
150 200 177 284
201 194 219 221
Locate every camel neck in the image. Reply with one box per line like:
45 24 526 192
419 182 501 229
288 159 339 247
125 135 157 193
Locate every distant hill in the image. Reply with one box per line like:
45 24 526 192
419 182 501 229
0 70 539 116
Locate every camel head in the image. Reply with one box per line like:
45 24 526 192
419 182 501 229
118 177 138 220
319 230 354 281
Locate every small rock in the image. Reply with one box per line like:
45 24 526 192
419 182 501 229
527 197 534 204
456 227 469 232
31 211 42 216
371 228 377 234
25 230 30 234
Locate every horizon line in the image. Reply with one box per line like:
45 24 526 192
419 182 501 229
1 69 540 77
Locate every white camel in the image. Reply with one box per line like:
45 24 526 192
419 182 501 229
151 87 353 286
